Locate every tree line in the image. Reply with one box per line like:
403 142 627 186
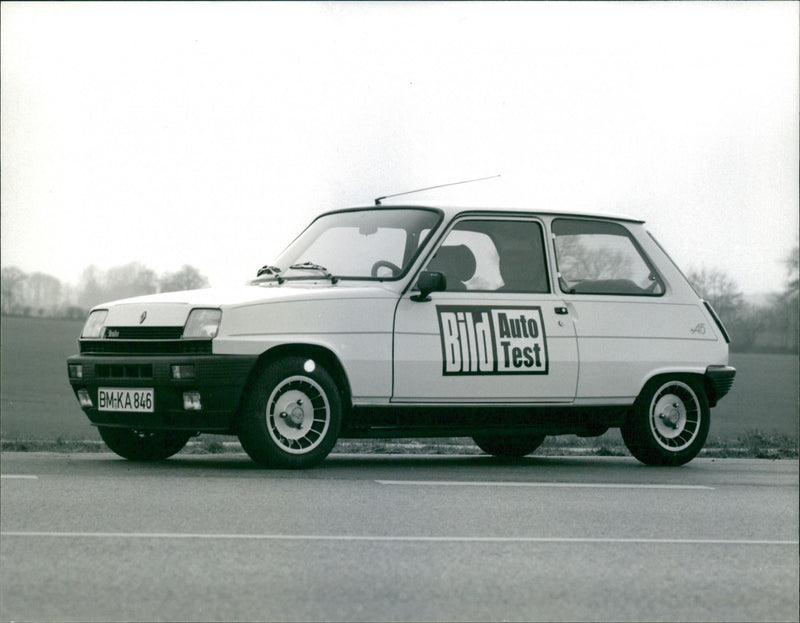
1 248 797 353
686 246 798 353
1 262 209 320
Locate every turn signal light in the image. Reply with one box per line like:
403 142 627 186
183 391 202 411
77 389 93 408
171 365 196 380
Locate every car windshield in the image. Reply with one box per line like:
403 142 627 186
261 208 442 281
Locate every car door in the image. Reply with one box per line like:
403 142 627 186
392 215 578 403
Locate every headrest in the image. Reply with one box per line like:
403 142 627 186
429 244 477 282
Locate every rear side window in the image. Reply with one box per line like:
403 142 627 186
425 219 550 293
552 219 664 296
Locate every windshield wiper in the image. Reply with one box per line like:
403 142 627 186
256 265 284 284
289 262 339 284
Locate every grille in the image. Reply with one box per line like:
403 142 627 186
105 326 183 339
96 364 154 379
80 340 212 355
81 324 209 355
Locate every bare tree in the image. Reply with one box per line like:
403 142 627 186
784 245 799 298
159 265 210 293
687 266 760 351
772 245 799 351
686 267 743 323
104 262 157 302
555 237 632 281
1 266 27 314
25 272 63 316
77 265 105 310
1 268 66 316
2 261 214 318
77 262 159 309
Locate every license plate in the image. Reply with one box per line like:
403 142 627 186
98 388 154 413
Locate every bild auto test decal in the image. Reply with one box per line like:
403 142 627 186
436 305 549 376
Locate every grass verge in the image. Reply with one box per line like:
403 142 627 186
2 430 796 459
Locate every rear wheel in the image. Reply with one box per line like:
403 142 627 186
98 427 191 461
621 375 709 466
472 433 545 458
237 356 342 468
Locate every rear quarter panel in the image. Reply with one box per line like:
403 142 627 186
569 298 729 403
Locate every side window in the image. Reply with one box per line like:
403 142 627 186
552 219 664 296
425 219 550 293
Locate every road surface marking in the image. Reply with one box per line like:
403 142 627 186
1 532 795 545
0 475 38 480
375 480 714 490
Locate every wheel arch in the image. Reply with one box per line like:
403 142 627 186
236 343 353 426
635 368 710 406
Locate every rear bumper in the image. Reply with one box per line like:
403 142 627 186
704 365 736 407
67 354 258 432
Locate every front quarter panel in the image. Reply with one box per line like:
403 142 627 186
214 294 397 402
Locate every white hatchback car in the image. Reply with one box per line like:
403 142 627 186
68 205 735 467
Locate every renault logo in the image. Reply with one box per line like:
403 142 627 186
139 311 147 324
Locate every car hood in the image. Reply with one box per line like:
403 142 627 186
96 282 400 327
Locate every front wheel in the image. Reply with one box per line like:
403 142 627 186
621 375 710 466
472 433 545 458
98 427 191 461
237 356 342 468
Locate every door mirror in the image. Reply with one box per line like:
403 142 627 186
411 271 446 302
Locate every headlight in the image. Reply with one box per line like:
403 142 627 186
183 309 222 338
81 310 108 338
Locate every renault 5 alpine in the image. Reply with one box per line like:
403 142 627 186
67 204 736 468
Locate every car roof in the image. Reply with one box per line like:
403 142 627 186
336 204 645 224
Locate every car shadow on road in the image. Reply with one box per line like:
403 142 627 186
145 452 644 476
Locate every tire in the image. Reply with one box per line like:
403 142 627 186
98 427 191 461
621 375 710 466
237 356 342 469
472 433 545 458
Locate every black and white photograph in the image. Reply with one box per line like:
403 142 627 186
1 2 798 621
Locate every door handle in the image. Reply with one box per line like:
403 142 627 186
555 306 569 315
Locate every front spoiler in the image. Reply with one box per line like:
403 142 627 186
67 354 258 432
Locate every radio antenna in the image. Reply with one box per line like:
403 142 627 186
374 174 501 205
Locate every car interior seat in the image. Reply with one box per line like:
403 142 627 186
427 244 477 290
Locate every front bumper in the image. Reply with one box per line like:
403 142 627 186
704 365 736 407
67 354 258 432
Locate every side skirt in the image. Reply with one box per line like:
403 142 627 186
342 405 630 439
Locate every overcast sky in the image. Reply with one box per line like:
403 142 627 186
2 1 798 295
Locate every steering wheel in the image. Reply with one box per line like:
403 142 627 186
371 260 402 277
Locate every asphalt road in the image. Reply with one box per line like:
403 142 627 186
1 453 797 622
